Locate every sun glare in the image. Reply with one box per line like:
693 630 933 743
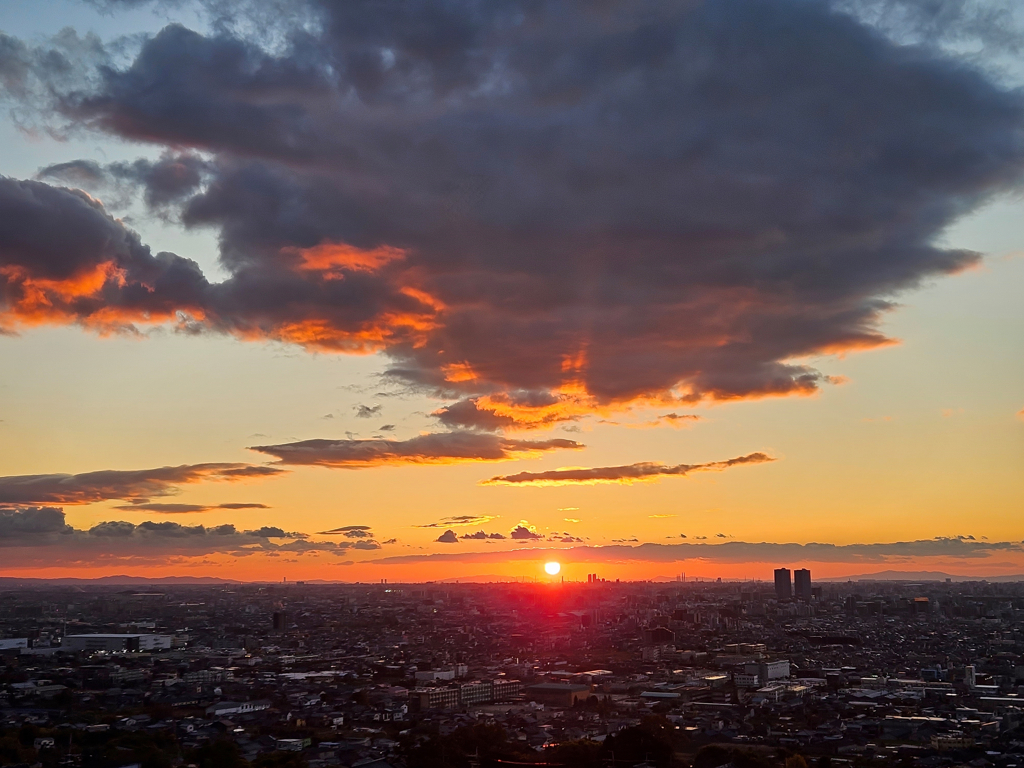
544 561 561 575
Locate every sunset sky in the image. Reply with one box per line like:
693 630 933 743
0 0 1022 583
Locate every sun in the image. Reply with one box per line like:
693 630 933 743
544 561 561 575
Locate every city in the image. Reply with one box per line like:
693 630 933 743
3 572 1024 768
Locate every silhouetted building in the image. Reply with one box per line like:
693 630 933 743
774 568 792 600
794 568 812 601
643 626 675 645
525 683 592 707
272 611 288 631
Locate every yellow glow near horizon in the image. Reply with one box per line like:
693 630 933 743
544 561 561 575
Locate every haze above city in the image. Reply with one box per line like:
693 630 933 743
1 0 1022 584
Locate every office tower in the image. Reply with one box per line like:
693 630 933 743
794 568 812 601
272 611 288 631
774 568 792 600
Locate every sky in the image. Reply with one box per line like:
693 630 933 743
0 0 1022 583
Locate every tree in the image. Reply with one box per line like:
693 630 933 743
546 739 603 768
602 717 674 768
189 739 247 768
693 745 732 768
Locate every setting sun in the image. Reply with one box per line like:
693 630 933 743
544 561 561 576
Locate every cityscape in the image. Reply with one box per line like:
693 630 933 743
4 572 1024 768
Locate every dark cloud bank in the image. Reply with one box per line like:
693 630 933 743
1 0 1021 424
0 506 380 567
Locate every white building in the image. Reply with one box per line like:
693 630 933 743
745 660 790 682
734 672 761 688
205 699 272 717
62 634 173 652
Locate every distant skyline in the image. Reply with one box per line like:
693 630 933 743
0 0 1022 582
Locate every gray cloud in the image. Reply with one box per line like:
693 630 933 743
435 529 459 544
510 524 542 540
0 463 285 505
482 452 775 486
318 525 375 538
0 506 72 537
36 159 107 189
37 152 212 210
250 432 583 467
461 530 507 540
0 506 377 566
415 514 499 529
0 0 1020 421
112 502 270 513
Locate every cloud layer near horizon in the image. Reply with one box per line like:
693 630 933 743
0 463 284 505
0 506 379 568
2 0 1021 424
371 537 1024 566
482 452 775 486
249 432 582 467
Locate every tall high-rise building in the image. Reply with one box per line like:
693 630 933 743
794 568 812 601
774 568 792 600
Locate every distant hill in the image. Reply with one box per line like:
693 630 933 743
821 570 1024 582
0 575 240 586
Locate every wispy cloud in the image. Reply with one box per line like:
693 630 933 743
0 464 284 506
481 452 775 486
355 404 382 418
317 525 375 538
113 502 270 514
628 413 703 429
415 514 499 529
251 432 582 468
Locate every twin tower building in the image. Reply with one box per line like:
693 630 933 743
774 567 812 601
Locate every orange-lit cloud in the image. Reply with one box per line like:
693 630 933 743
0 463 284 506
4 0 1017 424
249 431 583 468
287 241 406 278
481 452 775 486
434 391 692 431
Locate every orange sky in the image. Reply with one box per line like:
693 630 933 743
0 0 1022 583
